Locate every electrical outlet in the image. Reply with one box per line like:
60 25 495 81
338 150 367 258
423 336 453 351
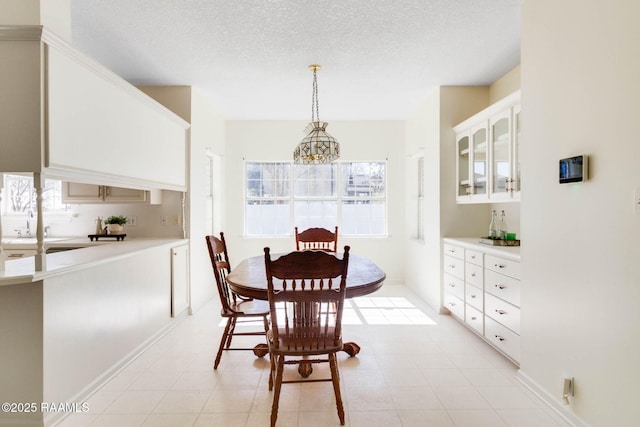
173 215 180 226
129 216 137 226
562 377 574 405
161 215 168 226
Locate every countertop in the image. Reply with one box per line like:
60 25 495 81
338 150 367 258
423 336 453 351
2 236 114 249
443 237 521 261
0 238 189 286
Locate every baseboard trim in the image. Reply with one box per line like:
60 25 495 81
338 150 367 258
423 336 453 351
516 370 588 427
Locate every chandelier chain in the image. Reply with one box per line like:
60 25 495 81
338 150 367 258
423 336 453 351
311 68 319 122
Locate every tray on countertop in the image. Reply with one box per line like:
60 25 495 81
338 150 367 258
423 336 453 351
88 234 126 242
479 237 520 246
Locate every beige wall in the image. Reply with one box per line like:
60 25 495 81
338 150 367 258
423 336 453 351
490 65 521 104
137 86 226 312
520 0 640 424
1 0 72 41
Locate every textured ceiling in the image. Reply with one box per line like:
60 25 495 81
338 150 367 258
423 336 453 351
69 0 520 120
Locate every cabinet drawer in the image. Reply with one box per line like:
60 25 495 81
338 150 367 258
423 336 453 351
3 249 37 258
465 304 483 335
443 243 464 260
485 293 520 334
465 283 483 311
485 269 521 306
465 262 483 288
485 315 521 363
465 248 484 266
485 254 521 279
444 255 464 280
443 273 465 300
443 293 464 320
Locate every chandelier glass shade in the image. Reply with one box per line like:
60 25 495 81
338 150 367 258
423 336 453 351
293 65 340 164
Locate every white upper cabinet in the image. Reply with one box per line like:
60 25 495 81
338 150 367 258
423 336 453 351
454 91 521 204
0 26 190 191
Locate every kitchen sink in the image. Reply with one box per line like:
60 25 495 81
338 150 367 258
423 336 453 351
3 237 72 244
45 246 84 254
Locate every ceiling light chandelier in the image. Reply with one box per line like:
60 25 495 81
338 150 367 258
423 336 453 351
293 64 340 164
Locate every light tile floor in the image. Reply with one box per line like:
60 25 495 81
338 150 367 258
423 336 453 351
58 285 570 427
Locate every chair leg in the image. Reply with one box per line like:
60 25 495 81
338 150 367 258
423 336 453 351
270 355 284 427
329 353 345 425
224 316 237 348
214 317 233 369
268 347 275 391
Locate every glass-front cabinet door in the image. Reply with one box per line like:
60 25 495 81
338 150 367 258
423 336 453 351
512 105 521 198
472 124 488 198
490 111 512 200
456 134 471 199
453 90 520 204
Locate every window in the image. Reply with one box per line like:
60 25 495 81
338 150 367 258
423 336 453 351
2 174 70 213
246 162 291 235
245 161 386 236
417 156 425 240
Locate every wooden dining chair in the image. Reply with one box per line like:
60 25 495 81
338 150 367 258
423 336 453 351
294 226 339 252
264 246 350 426
205 233 270 369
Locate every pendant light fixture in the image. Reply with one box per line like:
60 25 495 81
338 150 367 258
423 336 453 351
293 64 340 164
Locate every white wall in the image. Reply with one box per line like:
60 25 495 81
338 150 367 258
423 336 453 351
404 86 494 310
520 1 640 424
224 120 406 284
188 90 226 311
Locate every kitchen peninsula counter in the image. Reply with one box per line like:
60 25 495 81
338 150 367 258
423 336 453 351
0 237 190 427
0 238 187 286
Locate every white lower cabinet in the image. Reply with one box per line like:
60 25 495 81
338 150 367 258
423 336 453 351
171 244 190 317
466 305 484 335
442 238 521 365
443 292 465 320
485 316 521 362
3 249 37 258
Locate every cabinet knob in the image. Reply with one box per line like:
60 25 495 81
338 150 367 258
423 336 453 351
495 263 506 269
495 309 507 315
449 264 455 269
495 334 505 342
448 283 455 288
471 316 477 320
495 284 506 290
471 273 476 277
448 302 456 307
470 294 476 299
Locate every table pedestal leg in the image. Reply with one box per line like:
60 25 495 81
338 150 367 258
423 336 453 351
298 362 313 378
253 343 269 358
342 342 361 357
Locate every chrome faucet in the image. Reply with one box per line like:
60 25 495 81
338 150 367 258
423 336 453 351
25 210 34 237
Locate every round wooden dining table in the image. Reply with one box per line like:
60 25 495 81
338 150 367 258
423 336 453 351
226 252 386 365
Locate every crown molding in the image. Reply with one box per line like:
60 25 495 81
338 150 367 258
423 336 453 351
0 25 43 41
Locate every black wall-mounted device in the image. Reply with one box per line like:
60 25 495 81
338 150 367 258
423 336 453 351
559 154 588 184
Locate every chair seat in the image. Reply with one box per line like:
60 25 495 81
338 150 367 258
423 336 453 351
223 298 270 317
267 328 343 355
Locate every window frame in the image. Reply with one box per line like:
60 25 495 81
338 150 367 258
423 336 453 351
1 173 72 216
